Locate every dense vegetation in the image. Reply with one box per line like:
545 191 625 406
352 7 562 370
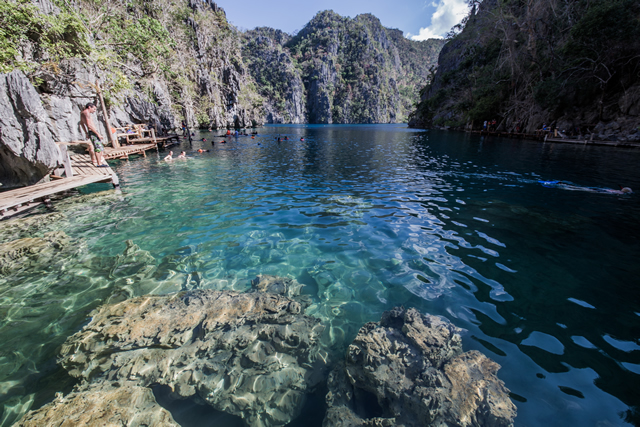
410 0 640 136
0 0 264 127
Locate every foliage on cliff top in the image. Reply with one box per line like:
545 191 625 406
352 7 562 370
410 0 640 131
0 0 90 73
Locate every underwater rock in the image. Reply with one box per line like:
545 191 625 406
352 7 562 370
250 274 304 298
110 239 158 281
15 381 179 427
57 287 326 427
0 212 65 243
323 307 516 427
0 231 71 274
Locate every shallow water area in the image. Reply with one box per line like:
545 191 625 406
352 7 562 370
1 124 640 426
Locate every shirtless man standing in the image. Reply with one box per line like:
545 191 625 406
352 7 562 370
80 103 108 167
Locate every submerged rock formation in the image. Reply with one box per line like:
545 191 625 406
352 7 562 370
323 306 516 427
15 382 179 427
18 277 327 427
0 231 70 274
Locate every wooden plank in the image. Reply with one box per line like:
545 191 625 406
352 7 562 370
0 175 113 213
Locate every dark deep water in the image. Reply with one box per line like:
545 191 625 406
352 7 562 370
1 124 639 426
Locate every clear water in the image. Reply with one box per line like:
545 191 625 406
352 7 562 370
1 124 639 426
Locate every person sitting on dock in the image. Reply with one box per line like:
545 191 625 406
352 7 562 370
80 103 109 167
164 151 173 161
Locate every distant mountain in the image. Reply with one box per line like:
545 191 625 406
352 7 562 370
409 0 640 142
242 11 445 124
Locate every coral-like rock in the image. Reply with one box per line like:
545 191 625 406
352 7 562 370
15 382 179 427
0 231 70 274
323 306 516 427
56 287 326 427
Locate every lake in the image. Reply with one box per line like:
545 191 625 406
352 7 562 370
1 124 639 426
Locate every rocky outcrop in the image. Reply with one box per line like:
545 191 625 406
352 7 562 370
20 277 327 427
15 382 180 427
323 307 516 427
0 71 61 188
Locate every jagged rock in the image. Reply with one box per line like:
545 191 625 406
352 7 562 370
57 287 326 427
0 71 61 189
323 307 516 427
0 231 71 274
15 381 179 427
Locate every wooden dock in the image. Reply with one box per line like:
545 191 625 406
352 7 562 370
104 143 158 160
0 153 119 219
469 130 640 148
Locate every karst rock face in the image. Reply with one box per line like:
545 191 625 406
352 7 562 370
323 306 517 427
0 71 61 189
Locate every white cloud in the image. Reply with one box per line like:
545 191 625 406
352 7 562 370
408 0 469 40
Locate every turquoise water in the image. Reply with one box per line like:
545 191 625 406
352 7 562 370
1 124 639 426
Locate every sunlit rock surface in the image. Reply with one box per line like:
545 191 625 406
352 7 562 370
14 382 179 427
323 306 516 427
27 276 327 427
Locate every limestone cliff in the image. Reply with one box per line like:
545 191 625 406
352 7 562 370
0 0 263 188
242 11 445 124
409 0 640 141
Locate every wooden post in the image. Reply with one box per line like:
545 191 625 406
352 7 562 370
96 81 120 148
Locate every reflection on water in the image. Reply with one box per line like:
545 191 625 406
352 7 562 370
1 125 639 426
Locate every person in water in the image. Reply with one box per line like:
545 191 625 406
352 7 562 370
542 180 633 194
164 151 173 161
177 151 186 159
300 137 304 141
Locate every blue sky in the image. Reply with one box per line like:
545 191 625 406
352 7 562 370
218 0 470 40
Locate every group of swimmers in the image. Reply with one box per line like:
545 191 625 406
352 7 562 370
164 151 187 161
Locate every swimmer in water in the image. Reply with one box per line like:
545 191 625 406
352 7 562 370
541 180 633 195
300 137 304 141
164 151 173 161
201 138 206 141
177 151 186 159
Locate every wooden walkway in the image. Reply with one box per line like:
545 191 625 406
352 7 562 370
105 143 157 160
0 154 119 218
469 130 640 148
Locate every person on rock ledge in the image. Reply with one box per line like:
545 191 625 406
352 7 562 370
80 103 108 167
